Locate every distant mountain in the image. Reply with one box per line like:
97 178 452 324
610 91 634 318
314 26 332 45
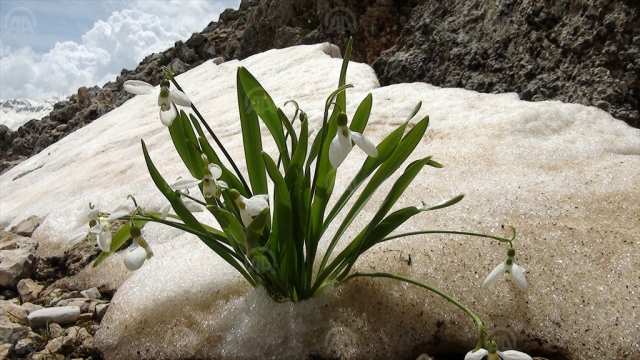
0 98 58 130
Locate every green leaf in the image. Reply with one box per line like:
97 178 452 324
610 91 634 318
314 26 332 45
237 67 289 168
237 69 268 195
350 93 372 133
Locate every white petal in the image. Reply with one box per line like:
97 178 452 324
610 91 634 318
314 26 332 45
123 80 155 95
171 176 202 190
464 348 488 360
89 222 103 234
329 134 350 168
240 210 253 227
218 180 228 189
169 90 191 106
498 350 533 360
245 194 269 216
350 131 378 158
161 204 171 219
98 231 112 252
209 164 223 179
69 232 87 246
483 260 506 287
183 200 203 212
107 205 130 221
510 263 528 292
124 246 147 270
159 103 177 126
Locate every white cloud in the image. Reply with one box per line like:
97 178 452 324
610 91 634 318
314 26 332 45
0 1 238 100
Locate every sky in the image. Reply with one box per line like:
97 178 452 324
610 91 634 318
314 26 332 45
0 0 240 100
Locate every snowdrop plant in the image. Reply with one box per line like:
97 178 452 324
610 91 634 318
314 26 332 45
78 39 533 357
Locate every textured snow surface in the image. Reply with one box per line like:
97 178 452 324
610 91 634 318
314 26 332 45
1 43 639 359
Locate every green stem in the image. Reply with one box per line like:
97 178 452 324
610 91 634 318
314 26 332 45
340 272 485 348
381 229 516 244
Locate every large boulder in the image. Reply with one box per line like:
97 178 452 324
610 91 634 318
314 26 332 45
373 0 640 129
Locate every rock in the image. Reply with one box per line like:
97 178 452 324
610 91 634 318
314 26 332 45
9 215 42 237
0 300 28 323
76 313 93 323
0 245 37 288
27 306 81 329
80 287 101 300
48 323 65 338
14 336 36 356
45 335 76 355
213 56 225 65
20 302 44 314
17 278 44 303
65 326 91 342
94 303 109 321
373 0 639 128
31 351 65 360
0 343 11 359
0 315 30 345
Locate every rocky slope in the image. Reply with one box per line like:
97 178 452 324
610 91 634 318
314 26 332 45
0 0 419 174
373 0 640 128
1 0 638 175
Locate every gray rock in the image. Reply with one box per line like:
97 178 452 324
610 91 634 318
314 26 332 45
14 336 36 356
31 351 65 360
20 302 44 314
0 315 30 345
27 306 81 329
0 343 11 359
48 323 65 338
80 287 101 300
0 247 36 288
44 335 76 355
373 0 639 128
94 303 109 321
9 215 42 237
0 300 28 323
17 278 44 303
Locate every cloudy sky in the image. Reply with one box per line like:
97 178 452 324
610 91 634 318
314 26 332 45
0 0 240 100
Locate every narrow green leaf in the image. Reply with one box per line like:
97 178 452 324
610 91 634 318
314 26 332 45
350 93 372 133
238 67 289 168
237 69 268 195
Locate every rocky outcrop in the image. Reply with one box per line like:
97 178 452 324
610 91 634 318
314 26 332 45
373 0 640 128
0 0 419 175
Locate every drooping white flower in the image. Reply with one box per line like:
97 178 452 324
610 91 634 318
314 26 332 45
123 225 154 271
230 189 269 226
123 79 191 126
329 112 378 168
69 204 130 250
202 164 228 198
465 340 533 360
160 177 205 219
483 247 528 292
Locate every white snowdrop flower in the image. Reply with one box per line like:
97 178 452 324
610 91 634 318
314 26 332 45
69 204 130 249
329 112 378 168
160 177 205 219
230 189 269 226
202 164 228 198
123 225 154 271
123 79 191 126
465 340 533 360
483 247 528 292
